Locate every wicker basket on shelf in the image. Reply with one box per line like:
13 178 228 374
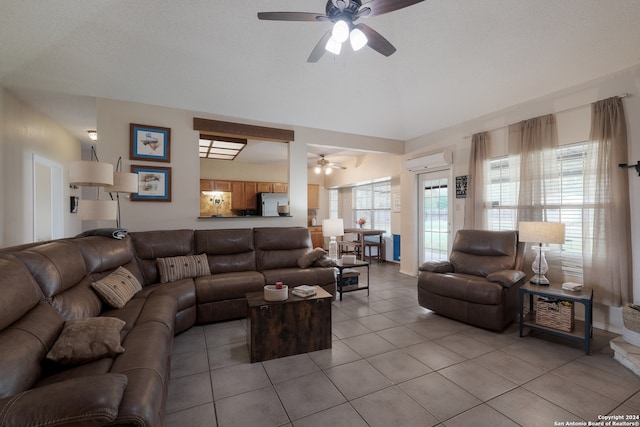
536 297 574 332
623 304 640 333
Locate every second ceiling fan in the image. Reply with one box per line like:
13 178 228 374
314 155 346 174
257 0 425 63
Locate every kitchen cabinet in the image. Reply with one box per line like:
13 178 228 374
309 226 324 249
232 181 258 210
213 180 232 192
256 182 288 193
200 179 214 191
272 182 288 193
256 182 273 193
308 184 319 210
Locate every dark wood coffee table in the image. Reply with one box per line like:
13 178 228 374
246 286 332 362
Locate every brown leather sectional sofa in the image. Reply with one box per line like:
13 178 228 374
0 227 335 427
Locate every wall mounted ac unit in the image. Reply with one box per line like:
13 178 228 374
404 150 452 172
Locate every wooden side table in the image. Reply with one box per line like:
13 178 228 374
519 282 594 355
246 286 332 362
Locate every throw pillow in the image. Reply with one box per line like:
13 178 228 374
91 266 142 309
297 248 327 268
46 317 126 365
313 256 337 267
156 253 211 283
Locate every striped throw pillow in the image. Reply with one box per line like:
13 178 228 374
91 266 142 309
156 253 210 284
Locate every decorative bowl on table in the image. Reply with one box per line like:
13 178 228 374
264 284 288 301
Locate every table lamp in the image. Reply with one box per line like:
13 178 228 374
322 219 344 260
518 221 566 285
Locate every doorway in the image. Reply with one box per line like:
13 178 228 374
418 170 452 263
33 154 64 242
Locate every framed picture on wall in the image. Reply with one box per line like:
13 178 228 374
130 123 171 162
130 165 172 202
456 175 468 198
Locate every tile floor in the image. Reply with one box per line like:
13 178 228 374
165 263 640 427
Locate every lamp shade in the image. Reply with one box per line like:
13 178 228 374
69 160 113 186
350 28 368 51
105 172 138 193
77 199 117 221
518 222 566 244
322 218 344 237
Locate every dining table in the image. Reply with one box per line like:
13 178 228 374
343 228 385 261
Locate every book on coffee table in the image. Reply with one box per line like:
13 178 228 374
292 285 317 298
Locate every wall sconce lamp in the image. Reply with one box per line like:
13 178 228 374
619 161 640 176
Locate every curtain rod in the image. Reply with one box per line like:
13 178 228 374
463 92 631 139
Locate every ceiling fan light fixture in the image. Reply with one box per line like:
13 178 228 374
349 27 368 51
314 165 322 174
325 35 342 55
325 167 332 175
332 20 350 43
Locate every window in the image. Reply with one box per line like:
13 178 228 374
486 142 590 277
329 189 338 219
352 181 391 234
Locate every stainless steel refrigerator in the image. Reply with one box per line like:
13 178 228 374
257 193 288 216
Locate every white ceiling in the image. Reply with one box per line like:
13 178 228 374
2 0 640 150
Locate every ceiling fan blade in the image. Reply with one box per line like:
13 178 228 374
307 31 332 63
355 23 396 56
359 0 424 17
257 12 326 22
329 163 347 170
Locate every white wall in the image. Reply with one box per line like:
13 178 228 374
95 98 404 232
0 88 82 246
402 64 640 332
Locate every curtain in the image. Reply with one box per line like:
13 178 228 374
583 96 631 306
508 114 561 281
508 114 560 223
463 132 488 229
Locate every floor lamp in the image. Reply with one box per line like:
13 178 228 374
518 221 566 285
105 157 138 228
69 147 117 222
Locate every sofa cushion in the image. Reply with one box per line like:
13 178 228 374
195 229 256 273
47 317 126 365
418 271 504 305
449 230 518 277
157 254 210 283
91 266 142 309
297 248 327 268
0 302 63 398
195 271 265 302
254 227 312 270
130 229 195 285
0 373 128 427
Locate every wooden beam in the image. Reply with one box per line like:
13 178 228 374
193 117 294 142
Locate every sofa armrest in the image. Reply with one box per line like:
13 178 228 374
486 270 526 288
0 373 127 427
419 261 454 273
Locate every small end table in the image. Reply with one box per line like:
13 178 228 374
335 259 370 301
519 282 594 355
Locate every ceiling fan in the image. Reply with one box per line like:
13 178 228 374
313 155 346 175
257 0 425 62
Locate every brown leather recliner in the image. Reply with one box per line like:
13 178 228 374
417 229 526 331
